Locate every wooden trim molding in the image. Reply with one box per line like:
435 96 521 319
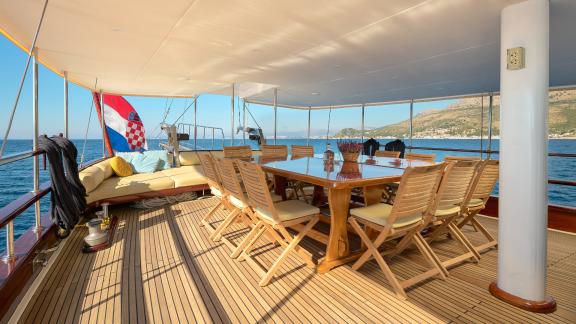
489 282 556 313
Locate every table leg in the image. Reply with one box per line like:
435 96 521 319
311 185 325 206
317 187 353 273
273 175 287 200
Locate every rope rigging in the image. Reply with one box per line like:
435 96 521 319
80 78 98 165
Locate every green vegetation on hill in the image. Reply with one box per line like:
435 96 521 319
334 90 576 139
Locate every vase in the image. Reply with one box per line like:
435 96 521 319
341 152 360 162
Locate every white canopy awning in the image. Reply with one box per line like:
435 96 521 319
1 0 576 108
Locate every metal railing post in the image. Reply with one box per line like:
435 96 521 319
488 93 494 159
307 106 311 146
409 99 414 151
480 95 484 159
194 95 197 150
231 84 235 146
243 99 247 145
32 48 41 233
361 103 365 142
2 221 15 262
100 91 106 158
274 88 278 145
64 72 69 138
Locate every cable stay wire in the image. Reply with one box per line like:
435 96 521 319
80 78 98 165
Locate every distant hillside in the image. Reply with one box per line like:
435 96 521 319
335 90 576 139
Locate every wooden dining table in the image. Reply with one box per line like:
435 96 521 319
252 154 432 273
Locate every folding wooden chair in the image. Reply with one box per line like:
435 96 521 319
261 144 288 158
457 160 500 253
444 155 481 163
424 160 482 274
348 163 446 299
211 157 285 256
291 145 314 159
197 152 233 232
405 152 436 163
235 160 320 286
374 150 401 158
223 145 252 159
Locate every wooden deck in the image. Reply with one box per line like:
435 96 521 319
12 197 576 323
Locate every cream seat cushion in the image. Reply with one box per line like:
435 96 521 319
86 172 175 203
256 200 319 224
178 151 200 166
160 165 206 188
434 205 461 218
350 203 422 228
467 198 484 208
79 160 113 193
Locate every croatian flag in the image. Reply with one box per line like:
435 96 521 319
93 93 147 154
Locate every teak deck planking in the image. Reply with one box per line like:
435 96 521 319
12 198 576 324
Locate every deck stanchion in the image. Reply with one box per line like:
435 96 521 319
409 99 414 152
307 106 311 146
32 48 41 233
231 84 235 146
2 221 15 262
361 104 365 142
488 93 494 159
274 88 278 145
480 95 484 159
64 72 69 138
194 95 198 150
243 99 247 145
492 0 556 313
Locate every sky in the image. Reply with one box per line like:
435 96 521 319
0 35 455 140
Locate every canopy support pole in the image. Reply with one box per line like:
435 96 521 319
491 0 556 313
100 91 106 158
307 106 311 146
409 99 414 151
32 48 41 233
273 88 278 145
243 99 247 145
361 104 365 142
194 95 198 150
231 84 235 146
64 72 69 138
488 93 493 159
480 95 484 159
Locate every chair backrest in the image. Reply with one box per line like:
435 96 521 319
374 150 401 158
223 145 252 158
444 155 481 163
389 163 445 227
236 160 278 221
197 152 222 189
405 152 436 163
466 160 499 205
433 160 481 213
213 157 247 203
291 145 314 159
261 145 288 158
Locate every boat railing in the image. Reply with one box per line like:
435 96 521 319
176 123 225 150
407 145 576 187
0 151 105 298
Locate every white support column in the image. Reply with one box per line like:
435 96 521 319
306 106 311 146
493 0 555 311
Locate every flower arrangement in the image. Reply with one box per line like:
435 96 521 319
337 140 363 162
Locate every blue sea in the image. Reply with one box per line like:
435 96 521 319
1 138 575 251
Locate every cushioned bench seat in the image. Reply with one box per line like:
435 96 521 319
80 152 210 205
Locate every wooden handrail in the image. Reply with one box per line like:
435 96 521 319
0 182 51 229
406 145 576 158
549 179 576 187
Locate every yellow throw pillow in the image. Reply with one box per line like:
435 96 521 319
109 156 133 177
